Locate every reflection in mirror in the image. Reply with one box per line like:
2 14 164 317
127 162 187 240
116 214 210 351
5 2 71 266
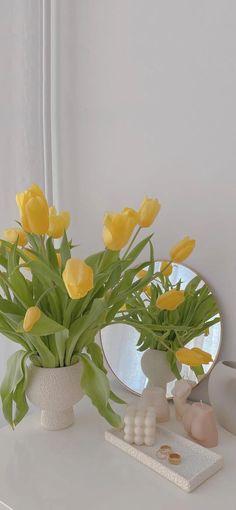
100 263 221 397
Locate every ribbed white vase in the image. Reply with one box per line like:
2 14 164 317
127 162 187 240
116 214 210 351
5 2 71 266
141 349 175 390
208 360 236 435
26 363 84 431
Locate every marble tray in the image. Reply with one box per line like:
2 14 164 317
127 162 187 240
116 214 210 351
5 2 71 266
105 425 223 492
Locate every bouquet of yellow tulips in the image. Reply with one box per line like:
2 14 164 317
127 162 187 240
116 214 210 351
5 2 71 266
0 185 161 428
115 242 220 379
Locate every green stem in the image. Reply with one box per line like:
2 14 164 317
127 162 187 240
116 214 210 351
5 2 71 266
152 260 173 280
39 235 47 259
115 319 175 353
28 335 56 367
122 227 142 259
35 286 56 306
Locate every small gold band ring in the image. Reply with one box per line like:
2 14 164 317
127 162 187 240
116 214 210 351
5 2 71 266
156 444 172 459
168 453 181 465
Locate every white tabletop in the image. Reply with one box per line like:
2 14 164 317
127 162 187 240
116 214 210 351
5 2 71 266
0 383 235 510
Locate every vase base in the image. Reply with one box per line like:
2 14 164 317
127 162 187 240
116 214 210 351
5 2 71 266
41 407 74 431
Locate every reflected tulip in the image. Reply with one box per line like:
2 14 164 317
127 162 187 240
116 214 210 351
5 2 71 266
176 347 213 367
137 269 148 279
144 285 152 298
156 290 185 310
160 261 172 277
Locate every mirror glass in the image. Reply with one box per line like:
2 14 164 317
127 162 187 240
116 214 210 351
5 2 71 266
100 263 221 397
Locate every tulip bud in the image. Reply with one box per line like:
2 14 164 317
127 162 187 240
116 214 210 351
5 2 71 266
102 209 137 251
137 197 161 227
4 228 27 247
48 207 70 239
156 290 185 310
175 347 213 367
170 237 196 263
62 258 94 299
16 184 49 235
23 306 41 332
160 261 172 277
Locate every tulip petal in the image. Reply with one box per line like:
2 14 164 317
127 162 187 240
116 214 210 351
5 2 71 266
156 290 185 310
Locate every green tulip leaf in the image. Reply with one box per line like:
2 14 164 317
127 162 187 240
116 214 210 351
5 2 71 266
80 355 122 428
0 350 29 428
60 231 71 267
86 342 107 374
17 312 67 337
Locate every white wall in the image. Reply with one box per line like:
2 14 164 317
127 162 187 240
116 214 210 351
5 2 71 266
0 0 45 423
55 0 236 400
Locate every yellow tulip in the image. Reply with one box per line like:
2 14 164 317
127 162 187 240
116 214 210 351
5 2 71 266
62 258 94 299
137 269 148 279
122 207 139 223
170 237 196 263
16 184 49 235
47 207 70 239
156 290 185 310
160 261 172 277
175 347 213 367
144 285 152 298
4 228 27 247
137 197 161 228
102 209 137 251
19 248 37 272
23 306 41 332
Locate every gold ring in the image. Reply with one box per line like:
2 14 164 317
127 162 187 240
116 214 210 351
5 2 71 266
168 452 181 465
156 445 172 459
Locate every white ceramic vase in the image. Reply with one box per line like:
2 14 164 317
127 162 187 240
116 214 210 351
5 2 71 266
26 362 84 431
141 349 174 390
208 360 236 435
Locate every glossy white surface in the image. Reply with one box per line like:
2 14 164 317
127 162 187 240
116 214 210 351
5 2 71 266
0 383 235 510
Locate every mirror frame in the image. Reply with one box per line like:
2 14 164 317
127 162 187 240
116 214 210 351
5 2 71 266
100 262 222 397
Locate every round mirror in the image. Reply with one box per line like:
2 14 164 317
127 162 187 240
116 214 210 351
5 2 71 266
100 263 221 397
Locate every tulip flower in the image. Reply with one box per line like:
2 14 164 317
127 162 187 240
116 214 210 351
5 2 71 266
137 269 148 279
23 306 41 332
102 209 137 251
62 258 94 299
16 184 49 235
160 261 172 277
176 347 213 367
47 207 70 239
137 197 161 228
144 285 152 298
156 290 185 310
122 207 139 223
4 228 27 247
170 237 196 263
